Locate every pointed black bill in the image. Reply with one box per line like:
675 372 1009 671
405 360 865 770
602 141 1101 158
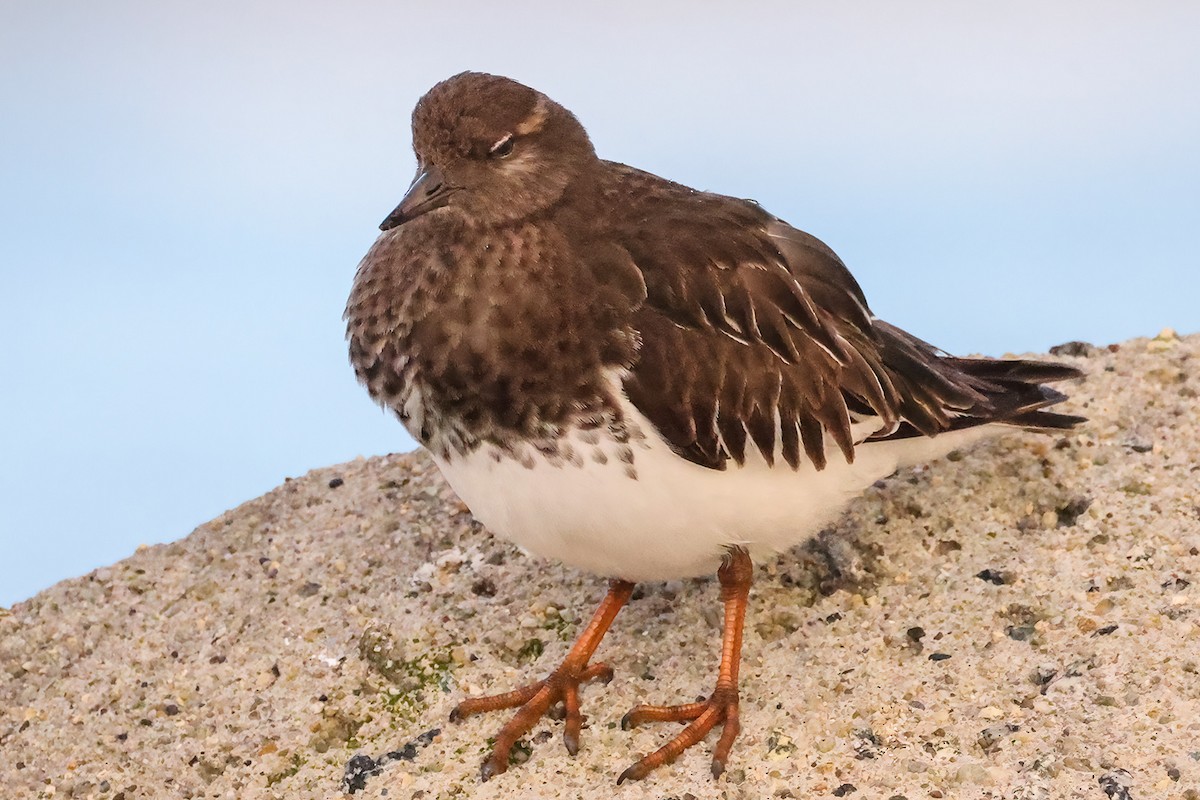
380 164 450 230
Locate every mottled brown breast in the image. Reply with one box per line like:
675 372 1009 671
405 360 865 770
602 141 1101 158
345 210 643 460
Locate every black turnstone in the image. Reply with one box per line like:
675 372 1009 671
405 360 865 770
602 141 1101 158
345 71 1084 782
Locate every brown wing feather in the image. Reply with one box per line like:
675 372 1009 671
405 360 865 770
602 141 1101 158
606 164 1081 471
606 166 886 469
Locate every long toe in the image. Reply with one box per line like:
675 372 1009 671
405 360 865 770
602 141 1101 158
451 679 546 722
622 699 708 730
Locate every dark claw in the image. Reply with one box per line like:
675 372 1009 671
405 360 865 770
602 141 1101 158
620 711 636 731
449 706 464 723
711 758 726 779
596 665 615 684
617 762 651 784
563 730 579 756
480 757 502 782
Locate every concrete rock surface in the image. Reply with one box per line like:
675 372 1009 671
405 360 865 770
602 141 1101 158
2 332 1199 800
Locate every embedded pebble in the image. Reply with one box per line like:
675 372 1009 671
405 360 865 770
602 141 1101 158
955 763 992 784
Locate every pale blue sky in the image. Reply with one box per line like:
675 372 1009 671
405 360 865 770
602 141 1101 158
1 2 1197 606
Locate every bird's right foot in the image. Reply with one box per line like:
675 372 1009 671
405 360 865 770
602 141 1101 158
449 579 635 780
451 660 615 779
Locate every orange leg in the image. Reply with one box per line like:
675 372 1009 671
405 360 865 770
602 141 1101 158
451 579 634 780
618 548 752 783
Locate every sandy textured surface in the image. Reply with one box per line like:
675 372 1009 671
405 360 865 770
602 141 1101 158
3 331 1199 800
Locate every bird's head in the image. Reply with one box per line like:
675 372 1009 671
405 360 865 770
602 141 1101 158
380 72 596 231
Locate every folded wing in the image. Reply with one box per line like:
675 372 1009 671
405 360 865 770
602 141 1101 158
604 166 1082 471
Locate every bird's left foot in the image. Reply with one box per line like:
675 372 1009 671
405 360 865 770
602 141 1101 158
617 547 752 782
618 685 740 782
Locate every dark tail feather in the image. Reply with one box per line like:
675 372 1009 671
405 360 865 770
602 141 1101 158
944 358 1084 385
955 359 1087 432
1005 408 1088 430
865 323 1086 441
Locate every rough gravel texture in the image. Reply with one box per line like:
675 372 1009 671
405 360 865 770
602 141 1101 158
3 331 1199 800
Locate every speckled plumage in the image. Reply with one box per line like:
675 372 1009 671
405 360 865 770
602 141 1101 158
346 72 1080 481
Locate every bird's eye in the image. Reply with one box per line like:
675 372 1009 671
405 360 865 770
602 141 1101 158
489 134 515 159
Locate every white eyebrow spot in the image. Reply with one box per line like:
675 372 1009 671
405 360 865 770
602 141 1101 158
489 133 514 154
515 95 550 135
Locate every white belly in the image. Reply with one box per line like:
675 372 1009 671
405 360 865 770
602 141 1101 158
433 397 995 581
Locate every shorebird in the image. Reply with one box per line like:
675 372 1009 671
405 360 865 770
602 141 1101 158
345 71 1083 783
